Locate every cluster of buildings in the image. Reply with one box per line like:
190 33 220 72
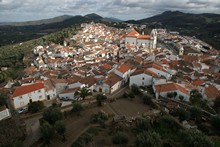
0 22 219 120
157 30 218 56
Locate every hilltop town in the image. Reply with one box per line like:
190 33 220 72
0 22 220 146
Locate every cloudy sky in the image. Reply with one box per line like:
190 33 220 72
0 0 220 22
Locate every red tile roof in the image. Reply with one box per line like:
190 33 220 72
182 55 199 63
125 30 150 40
192 79 204 87
137 35 150 39
134 57 143 64
131 69 144 76
80 76 96 87
102 64 112 70
126 30 139 37
105 73 123 86
60 87 79 94
125 63 136 70
145 69 158 77
205 85 220 100
170 60 178 66
116 64 130 74
12 83 44 98
144 61 166 72
155 83 189 96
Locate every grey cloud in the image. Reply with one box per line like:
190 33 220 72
58 0 99 13
0 0 219 21
187 0 208 5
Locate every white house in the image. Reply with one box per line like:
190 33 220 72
68 81 82 89
0 106 11 121
103 73 123 94
59 87 79 100
144 61 172 80
51 78 68 94
44 79 57 100
11 83 46 109
115 64 131 84
68 76 96 92
153 82 190 101
129 69 156 87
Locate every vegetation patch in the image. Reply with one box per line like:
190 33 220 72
71 127 101 147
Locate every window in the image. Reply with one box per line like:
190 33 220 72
39 96 42 99
38 90 41 93
142 77 145 80
20 102 24 106
19 96 22 99
142 82 144 85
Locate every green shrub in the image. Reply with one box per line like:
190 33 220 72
171 108 190 121
112 132 128 144
134 117 152 133
28 101 44 113
131 84 141 95
180 130 214 147
43 107 63 125
211 116 220 132
135 131 161 147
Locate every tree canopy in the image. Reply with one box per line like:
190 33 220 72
78 87 90 100
40 122 55 145
180 130 214 147
43 107 63 125
96 93 107 106
72 102 83 115
112 132 129 145
28 101 44 113
171 108 190 121
54 120 66 141
135 131 161 147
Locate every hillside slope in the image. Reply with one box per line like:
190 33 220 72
2 15 74 26
0 13 103 47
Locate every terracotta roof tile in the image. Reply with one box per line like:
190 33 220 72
192 79 204 86
155 83 189 96
101 64 112 70
126 30 139 37
60 87 79 94
137 35 150 39
105 73 123 86
80 76 96 87
116 64 130 74
205 85 220 100
12 83 44 98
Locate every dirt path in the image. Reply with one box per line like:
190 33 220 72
31 98 150 147
47 104 115 147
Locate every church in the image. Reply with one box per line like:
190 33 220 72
121 29 157 50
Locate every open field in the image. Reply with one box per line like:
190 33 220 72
32 98 150 147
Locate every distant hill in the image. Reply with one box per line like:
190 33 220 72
2 15 74 26
0 13 105 47
132 11 220 25
84 13 103 20
104 17 123 22
126 11 220 50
